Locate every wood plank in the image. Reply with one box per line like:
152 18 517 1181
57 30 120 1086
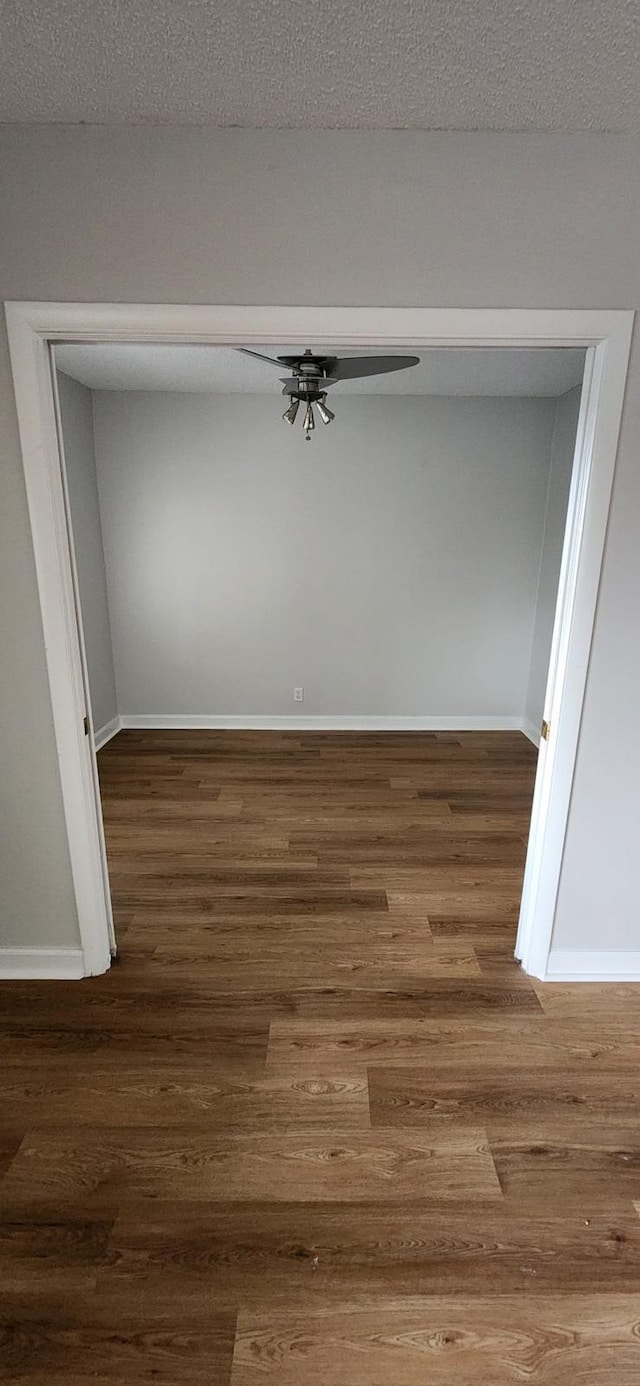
0 1294 236 1384
95 1202 640 1308
110 941 483 983
0 1216 112 1294
1 1127 502 1208
231 1296 640 1384
267 1017 640 1072
532 981 640 1018
0 1070 370 1131
489 1122 640 1204
369 1065 640 1128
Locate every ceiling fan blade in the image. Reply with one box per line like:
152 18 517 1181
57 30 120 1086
236 347 284 368
332 355 420 381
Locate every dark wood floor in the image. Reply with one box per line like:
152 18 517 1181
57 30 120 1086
2 729 640 1383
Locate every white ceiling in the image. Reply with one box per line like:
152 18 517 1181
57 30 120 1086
55 344 585 397
1 1 639 131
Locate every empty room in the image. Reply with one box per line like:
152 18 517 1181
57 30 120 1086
52 339 585 975
2 3 640 1383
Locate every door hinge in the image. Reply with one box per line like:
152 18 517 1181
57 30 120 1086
83 715 89 736
541 719 550 742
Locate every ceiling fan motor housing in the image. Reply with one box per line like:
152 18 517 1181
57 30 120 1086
282 356 336 401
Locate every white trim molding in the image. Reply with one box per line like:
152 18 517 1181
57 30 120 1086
94 715 121 750
0 948 85 980
544 950 640 982
521 718 542 747
5 302 634 982
119 714 524 733
514 329 633 979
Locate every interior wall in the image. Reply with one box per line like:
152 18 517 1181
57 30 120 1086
524 386 582 734
91 389 555 720
1 127 639 960
56 372 118 736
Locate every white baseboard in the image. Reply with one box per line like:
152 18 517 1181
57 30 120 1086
0 947 85 979
521 718 541 747
94 715 121 750
544 949 640 982
119 714 525 733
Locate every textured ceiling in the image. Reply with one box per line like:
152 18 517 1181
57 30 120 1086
55 344 586 397
1 1 639 130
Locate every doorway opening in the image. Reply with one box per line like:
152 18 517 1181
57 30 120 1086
6 305 633 980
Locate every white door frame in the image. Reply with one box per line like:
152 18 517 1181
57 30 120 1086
5 303 633 978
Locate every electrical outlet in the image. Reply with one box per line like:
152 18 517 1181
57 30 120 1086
294 686 304 702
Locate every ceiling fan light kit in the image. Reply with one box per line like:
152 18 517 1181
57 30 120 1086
282 397 301 425
315 394 335 426
238 347 419 440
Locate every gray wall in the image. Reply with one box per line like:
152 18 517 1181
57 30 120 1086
92 390 555 719
0 127 639 957
524 387 581 733
57 372 118 736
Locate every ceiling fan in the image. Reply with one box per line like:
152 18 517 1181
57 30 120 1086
237 347 420 439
